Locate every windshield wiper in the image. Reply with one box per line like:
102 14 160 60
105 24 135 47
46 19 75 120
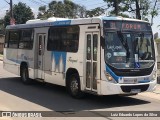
134 32 145 58
117 31 130 62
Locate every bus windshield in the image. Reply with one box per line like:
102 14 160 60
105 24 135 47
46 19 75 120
104 21 155 69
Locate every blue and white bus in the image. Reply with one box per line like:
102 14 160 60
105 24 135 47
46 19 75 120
3 16 157 98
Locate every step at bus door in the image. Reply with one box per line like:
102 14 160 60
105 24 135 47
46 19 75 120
85 32 100 92
37 34 46 79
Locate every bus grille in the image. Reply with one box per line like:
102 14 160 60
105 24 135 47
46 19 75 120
121 85 149 93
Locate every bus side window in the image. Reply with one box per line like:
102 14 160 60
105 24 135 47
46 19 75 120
8 30 19 48
87 34 91 60
4 31 9 48
19 29 33 49
93 34 98 61
39 36 42 55
47 26 79 52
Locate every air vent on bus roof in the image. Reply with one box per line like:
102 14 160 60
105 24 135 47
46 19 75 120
47 17 68 21
26 17 69 24
26 19 48 24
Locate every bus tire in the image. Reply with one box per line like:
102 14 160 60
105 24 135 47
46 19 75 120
68 73 84 99
21 65 31 84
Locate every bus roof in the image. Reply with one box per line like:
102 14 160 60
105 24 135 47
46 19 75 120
6 16 149 30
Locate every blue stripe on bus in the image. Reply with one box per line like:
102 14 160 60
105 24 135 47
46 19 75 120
106 66 121 82
138 80 150 83
52 20 71 26
6 20 71 29
106 66 151 83
52 51 67 72
8 59 22 64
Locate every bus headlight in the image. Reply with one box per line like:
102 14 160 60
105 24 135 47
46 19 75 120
104 71 116 83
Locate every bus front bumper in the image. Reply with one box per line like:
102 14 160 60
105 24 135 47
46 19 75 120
99 79 157 95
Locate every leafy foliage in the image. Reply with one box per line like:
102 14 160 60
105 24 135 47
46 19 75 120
37 5 51 19
4 2 34 26
0 19 5 35
2 0 159 28
104 0 160 21
86 7 105 17
37 0 105 19
103 0 129 16
38 0 87 19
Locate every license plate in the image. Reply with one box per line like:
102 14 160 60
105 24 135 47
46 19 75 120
123 79 138 84
131 89 141 93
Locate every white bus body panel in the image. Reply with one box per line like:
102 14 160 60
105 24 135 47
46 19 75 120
3 48 19 75
3 48 35 78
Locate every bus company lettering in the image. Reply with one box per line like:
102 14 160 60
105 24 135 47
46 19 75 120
52 20 71 26
68 57 78 63
107 45 122 51
17 54 33 61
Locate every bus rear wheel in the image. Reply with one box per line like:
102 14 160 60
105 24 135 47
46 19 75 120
21 65 31 84
68 73 84 98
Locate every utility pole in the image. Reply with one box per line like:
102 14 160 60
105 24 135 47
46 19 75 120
10 0 13 20
4 0 15 25
10 0 15 25
135 0 141 20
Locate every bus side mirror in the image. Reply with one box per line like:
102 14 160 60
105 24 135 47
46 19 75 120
101 36 105 49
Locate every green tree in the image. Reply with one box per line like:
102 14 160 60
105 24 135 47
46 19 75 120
4 2 34 26
64 0 76 18
4 12 10 27
37 0 86 19
86 7 105 17
123 0 150 19
104 0 160 21
121 0 159 20
103 0 129 16
37 5 46 18
0 19 5 35
48 1 65 18
75 5 86 18
37 5 52 19
150 0 159 25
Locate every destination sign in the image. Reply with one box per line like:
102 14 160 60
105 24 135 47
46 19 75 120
104 20 151 31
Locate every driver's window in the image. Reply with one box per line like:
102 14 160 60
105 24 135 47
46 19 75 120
137 34 153 60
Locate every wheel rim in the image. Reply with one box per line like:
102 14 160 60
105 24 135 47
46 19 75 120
70 77 79 95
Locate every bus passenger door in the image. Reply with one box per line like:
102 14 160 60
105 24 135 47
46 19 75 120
37 34 46 79
85 32 100 92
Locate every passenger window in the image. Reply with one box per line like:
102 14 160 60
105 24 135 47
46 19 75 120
8 30 19 48
39 35 42 55
19 29 33 49
87 34 91 60
4 31 9 48
93 34 98 61
47 26 79 52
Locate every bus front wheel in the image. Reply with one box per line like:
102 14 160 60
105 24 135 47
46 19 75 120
68 73 84 98
21 65 31 84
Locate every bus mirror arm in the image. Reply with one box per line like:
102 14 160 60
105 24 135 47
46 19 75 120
100 36 105 49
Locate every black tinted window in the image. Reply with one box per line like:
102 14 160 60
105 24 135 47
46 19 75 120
4 31 9 48
19 29 33 49
47 26 79 52
8 30 19 48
